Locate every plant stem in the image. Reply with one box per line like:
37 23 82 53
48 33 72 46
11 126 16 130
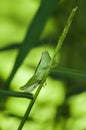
17 6 78 130
18 71 48 130
52 7 78 62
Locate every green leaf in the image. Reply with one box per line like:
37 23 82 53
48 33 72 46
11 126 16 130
0 44 20 52
0 90 33 99
51 67 86 80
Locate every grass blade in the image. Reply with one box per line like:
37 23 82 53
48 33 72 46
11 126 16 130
0 90 33 99
51 67 86 80
17 7 78 130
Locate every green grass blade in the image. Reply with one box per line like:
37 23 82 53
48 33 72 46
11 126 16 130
0 44 20 52
17 7 78 130
18 69 49 130
52 7 78 61
0 90 33 99
50 67 86 80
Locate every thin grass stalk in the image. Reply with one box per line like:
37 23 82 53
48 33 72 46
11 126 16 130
17 7 78 130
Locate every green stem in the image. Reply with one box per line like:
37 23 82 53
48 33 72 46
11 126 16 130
0 90 33 99
18 71 48 130
53 7 78 62
17 6 78 130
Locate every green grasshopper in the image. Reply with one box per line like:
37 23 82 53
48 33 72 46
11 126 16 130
20 51 51 92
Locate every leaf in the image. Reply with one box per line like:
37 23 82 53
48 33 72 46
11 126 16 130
50 67 86 80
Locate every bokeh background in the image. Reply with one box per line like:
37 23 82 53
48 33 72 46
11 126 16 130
0 0 86 130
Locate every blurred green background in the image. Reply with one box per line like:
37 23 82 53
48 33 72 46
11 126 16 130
0 0 86 130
